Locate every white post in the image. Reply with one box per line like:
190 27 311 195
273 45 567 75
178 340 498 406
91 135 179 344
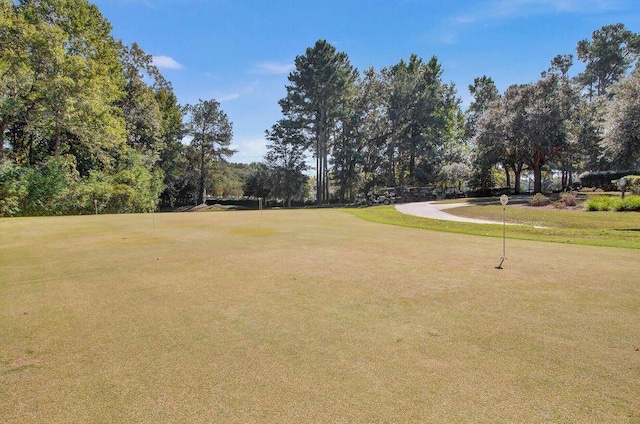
619 177 627 199
497 194 509 269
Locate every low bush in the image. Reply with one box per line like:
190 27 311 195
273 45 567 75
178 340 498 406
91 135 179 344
585 194 640 211
560 191 577 207
556 191 578 208
617 195 640 211
585 196 613 211
530 193 550 207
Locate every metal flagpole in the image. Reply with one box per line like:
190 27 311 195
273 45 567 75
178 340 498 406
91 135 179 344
496 194 509 269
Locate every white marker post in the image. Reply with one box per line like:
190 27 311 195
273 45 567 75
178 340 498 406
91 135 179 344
619 177 627 199
258 197 263 218
496 194 509 269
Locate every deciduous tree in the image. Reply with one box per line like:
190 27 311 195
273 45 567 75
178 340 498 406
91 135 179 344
603 68 640 167
14 0 126 170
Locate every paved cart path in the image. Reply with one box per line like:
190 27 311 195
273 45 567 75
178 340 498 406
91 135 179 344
395 201 502 224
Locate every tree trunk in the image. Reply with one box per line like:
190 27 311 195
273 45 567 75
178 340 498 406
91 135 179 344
198 144 206 205
316 146 321 205
533 165 543 193
317 111 329 205
316 149 322 205
408 129 416 181
388 140 395 187
323 139 329 203
512 163 523 194
0 124 5 162
388 120 397 187
503 163 511 189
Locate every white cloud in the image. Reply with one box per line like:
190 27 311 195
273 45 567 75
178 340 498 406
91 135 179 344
251 61 294 75
229 138 267 163
443 0 623 44
216 81 259 103
152 55 184 70
458 0 621 22
218 92 241 102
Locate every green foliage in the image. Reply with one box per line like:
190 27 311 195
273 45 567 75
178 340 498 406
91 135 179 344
530 193 551 207
23 155 79 216
576 23 640 97
466 75 499 138
617 196 640 211
184 99 234 205
265 120 309 206
0 1 189 215
0 161 29 216
12 0 127 163
156 88 186 205
69 157 163 215
586 196 615 211
3 8 639 217
243 163 272 200
604 69 640 167
586 194 640 211
107 151 164 213
280 40 357 205
624 175 640 194
0 153 164 216
71 170 112 214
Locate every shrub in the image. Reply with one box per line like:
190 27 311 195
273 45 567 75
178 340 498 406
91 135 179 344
585 196 612 211
585 195 640 212
560 191 577 207
70 171 113 214
23 155 79 216
0 161 29 217
617 195 640 211
530 193 550 207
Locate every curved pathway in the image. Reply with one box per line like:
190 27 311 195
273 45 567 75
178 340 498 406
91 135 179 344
395 201 502 224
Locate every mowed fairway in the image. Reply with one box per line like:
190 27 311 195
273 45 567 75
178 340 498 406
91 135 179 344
1 209 639 423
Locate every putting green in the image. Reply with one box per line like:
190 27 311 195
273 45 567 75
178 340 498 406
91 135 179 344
1 210 638 423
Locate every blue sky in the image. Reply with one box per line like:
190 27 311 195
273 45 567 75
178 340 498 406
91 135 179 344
91 0 640 164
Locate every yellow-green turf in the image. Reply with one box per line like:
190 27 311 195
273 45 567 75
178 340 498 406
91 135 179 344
1 209 638 423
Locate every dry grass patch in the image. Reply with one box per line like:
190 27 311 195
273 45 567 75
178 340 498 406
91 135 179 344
1 210 639 423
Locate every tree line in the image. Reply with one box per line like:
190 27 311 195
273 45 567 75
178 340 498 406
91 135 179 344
248 25 640 205
0 0 235 216
2 1 639 215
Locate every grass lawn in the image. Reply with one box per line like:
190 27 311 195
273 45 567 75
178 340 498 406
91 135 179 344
351 200 640 249
1 209 639 423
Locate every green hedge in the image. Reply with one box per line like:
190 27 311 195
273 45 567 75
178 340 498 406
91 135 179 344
585 194 640 211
